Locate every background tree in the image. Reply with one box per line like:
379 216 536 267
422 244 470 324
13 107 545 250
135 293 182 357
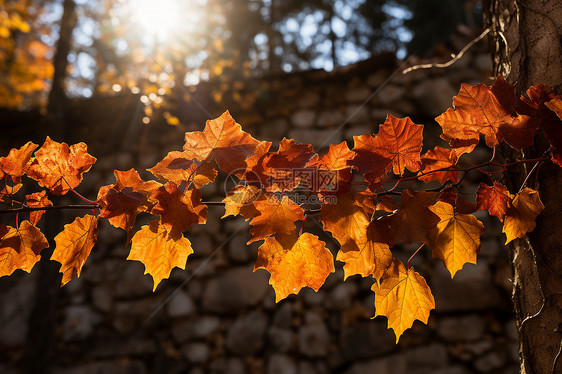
484 1 562 373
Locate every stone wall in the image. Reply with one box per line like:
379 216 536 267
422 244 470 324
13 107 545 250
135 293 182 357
0 27 520 374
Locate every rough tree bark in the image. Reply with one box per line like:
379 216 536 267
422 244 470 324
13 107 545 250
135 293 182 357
484 1 562 374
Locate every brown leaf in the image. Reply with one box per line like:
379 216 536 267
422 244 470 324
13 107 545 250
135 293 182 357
476 181 510 221
150 182 207 238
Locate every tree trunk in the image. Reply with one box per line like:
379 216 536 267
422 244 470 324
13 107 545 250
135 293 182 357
23 1 77 373
484 1 562 374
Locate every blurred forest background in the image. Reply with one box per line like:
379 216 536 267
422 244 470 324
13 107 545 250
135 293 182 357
1 0 481 111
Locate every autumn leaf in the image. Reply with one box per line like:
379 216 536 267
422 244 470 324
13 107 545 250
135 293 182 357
429 200 485 277
503 187 545 244
372 258 435 342
0 182 22 203
51 214 98 286
254 233 334 302
96 169 162 238
336 222 393 281
128 220 193 291
248 194 304 243
418 146 459 184
0 221 48 277
437 76 537 150
305 141 355 191
378 190 439 245
222 184 262 219
25 190 52 225
320 193 370 249
183 111 260 174
27 137 97 195
148 151 217 188
263 138 316 192
476 181 510 221
353 115 423 187
150 182 207 238
0 141 38 182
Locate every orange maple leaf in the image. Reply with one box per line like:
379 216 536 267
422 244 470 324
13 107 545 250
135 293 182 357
437 76 537 150
25 190 52 225
0 182 22 203
305 141 355 191
336 222 393 282
418 146 459 184
96 169 162 238
150 182 207 238
0 141 38 182
128 220 193 291
353 115 423 187
51 214 98 286
476 181 510 221
429 200 485 277
372 258 435 343
376 190 439 245
248 194 304 243
0 221 48 277
254 233 334 302
222 185 262 219
27 137 96 195
183 111 260 174
503 187 545 244
320 193 371 249
263 138 316 192
148 151 217 188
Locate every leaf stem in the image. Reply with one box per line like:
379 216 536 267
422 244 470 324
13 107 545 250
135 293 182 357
407 243 425 269
71 188 96 204
299 214 308 236
0 204 100 214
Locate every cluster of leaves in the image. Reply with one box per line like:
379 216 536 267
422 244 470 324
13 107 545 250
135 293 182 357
1 76 561 342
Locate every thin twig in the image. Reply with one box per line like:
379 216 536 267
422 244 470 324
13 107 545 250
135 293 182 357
407 244 425 269
0 205 100 214
402 28 490 75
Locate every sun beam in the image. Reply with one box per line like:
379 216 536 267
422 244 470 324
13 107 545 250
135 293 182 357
129 0 186 42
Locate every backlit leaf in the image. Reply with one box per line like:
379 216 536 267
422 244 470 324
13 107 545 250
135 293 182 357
0 221 48 277
248 194 304 243
503 187 544 244
222 185 262 219
476 181 510 221
148 151 217 188
27 137 96 195
0 141 38 182
51 215 98 286
254 233 334 302
150 182 207 238
183 111 260 174
437 76 537 150
372 258 435 342
25 190 52 225
353 115 423 187
429 200 485 277
128 220 193 291
418 146 459 184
